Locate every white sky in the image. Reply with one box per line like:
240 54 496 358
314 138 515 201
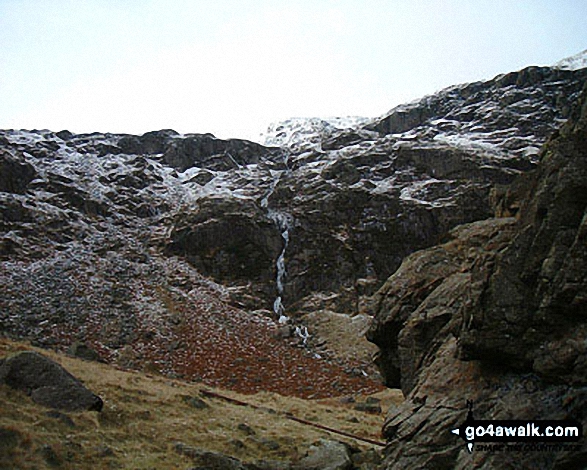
1 0 586 142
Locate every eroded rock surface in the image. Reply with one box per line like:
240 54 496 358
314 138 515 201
368 83 587 469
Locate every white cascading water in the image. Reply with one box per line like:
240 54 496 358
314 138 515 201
261 163 310 344
270 210 290 325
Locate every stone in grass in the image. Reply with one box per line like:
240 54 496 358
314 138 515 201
68 342 103 363
181 395 209 410
0 351 103 412
38 444 60 467
353 402 382 414
44 410 76 428
252 460 292 470
293 439 352 470
175 442 246 470
237 422 256 436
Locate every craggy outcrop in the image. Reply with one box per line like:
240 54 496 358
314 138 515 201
166 195 283 306
0 150 37 194
367 66 586 148
262 64 587 314
367 84 587 469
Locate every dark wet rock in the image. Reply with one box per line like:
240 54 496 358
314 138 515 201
0 351 103 412
280 180 493 314
0 150 37 194
118 129 179 155
55 130 74 141
368 84 587 469
163 134 282 172
167 196 282 283
166 195 283 307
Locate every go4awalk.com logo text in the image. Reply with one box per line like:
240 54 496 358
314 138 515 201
451 401 583 453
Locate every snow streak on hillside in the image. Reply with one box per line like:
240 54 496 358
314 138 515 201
554 49 587 71
261 116 371 152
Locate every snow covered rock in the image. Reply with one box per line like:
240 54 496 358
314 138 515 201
554 49 587 71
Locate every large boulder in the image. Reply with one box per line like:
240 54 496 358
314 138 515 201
0 351 103 412
458 83 587 373
293 439 352 470
367 217 518 391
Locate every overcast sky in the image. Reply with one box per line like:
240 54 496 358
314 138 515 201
1 0 586 142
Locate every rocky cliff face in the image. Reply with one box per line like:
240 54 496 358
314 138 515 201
367 82 587 469
1 60 585 403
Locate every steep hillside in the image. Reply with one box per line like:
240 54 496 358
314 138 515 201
1 59 586 408
0 338 401 469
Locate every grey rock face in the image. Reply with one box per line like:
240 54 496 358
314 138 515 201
0 150 36 194
367 84 587 469
368 66 587 156
0 351 103 412
163 134 283 172
166 196 282 285
459 84 587 375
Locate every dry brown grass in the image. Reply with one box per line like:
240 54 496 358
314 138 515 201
0 337 403 469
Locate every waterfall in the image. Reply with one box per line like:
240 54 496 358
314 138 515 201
260 166 290 322
260 170 280 209
261 161 310 344
269 209 291 324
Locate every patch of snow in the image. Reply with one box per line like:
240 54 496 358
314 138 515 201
400 178 454 208
371 177 397 195
554 50 587 71
433 133 502 155
261 116 369 151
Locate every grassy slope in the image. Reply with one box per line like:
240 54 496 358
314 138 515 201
0 338 402 469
